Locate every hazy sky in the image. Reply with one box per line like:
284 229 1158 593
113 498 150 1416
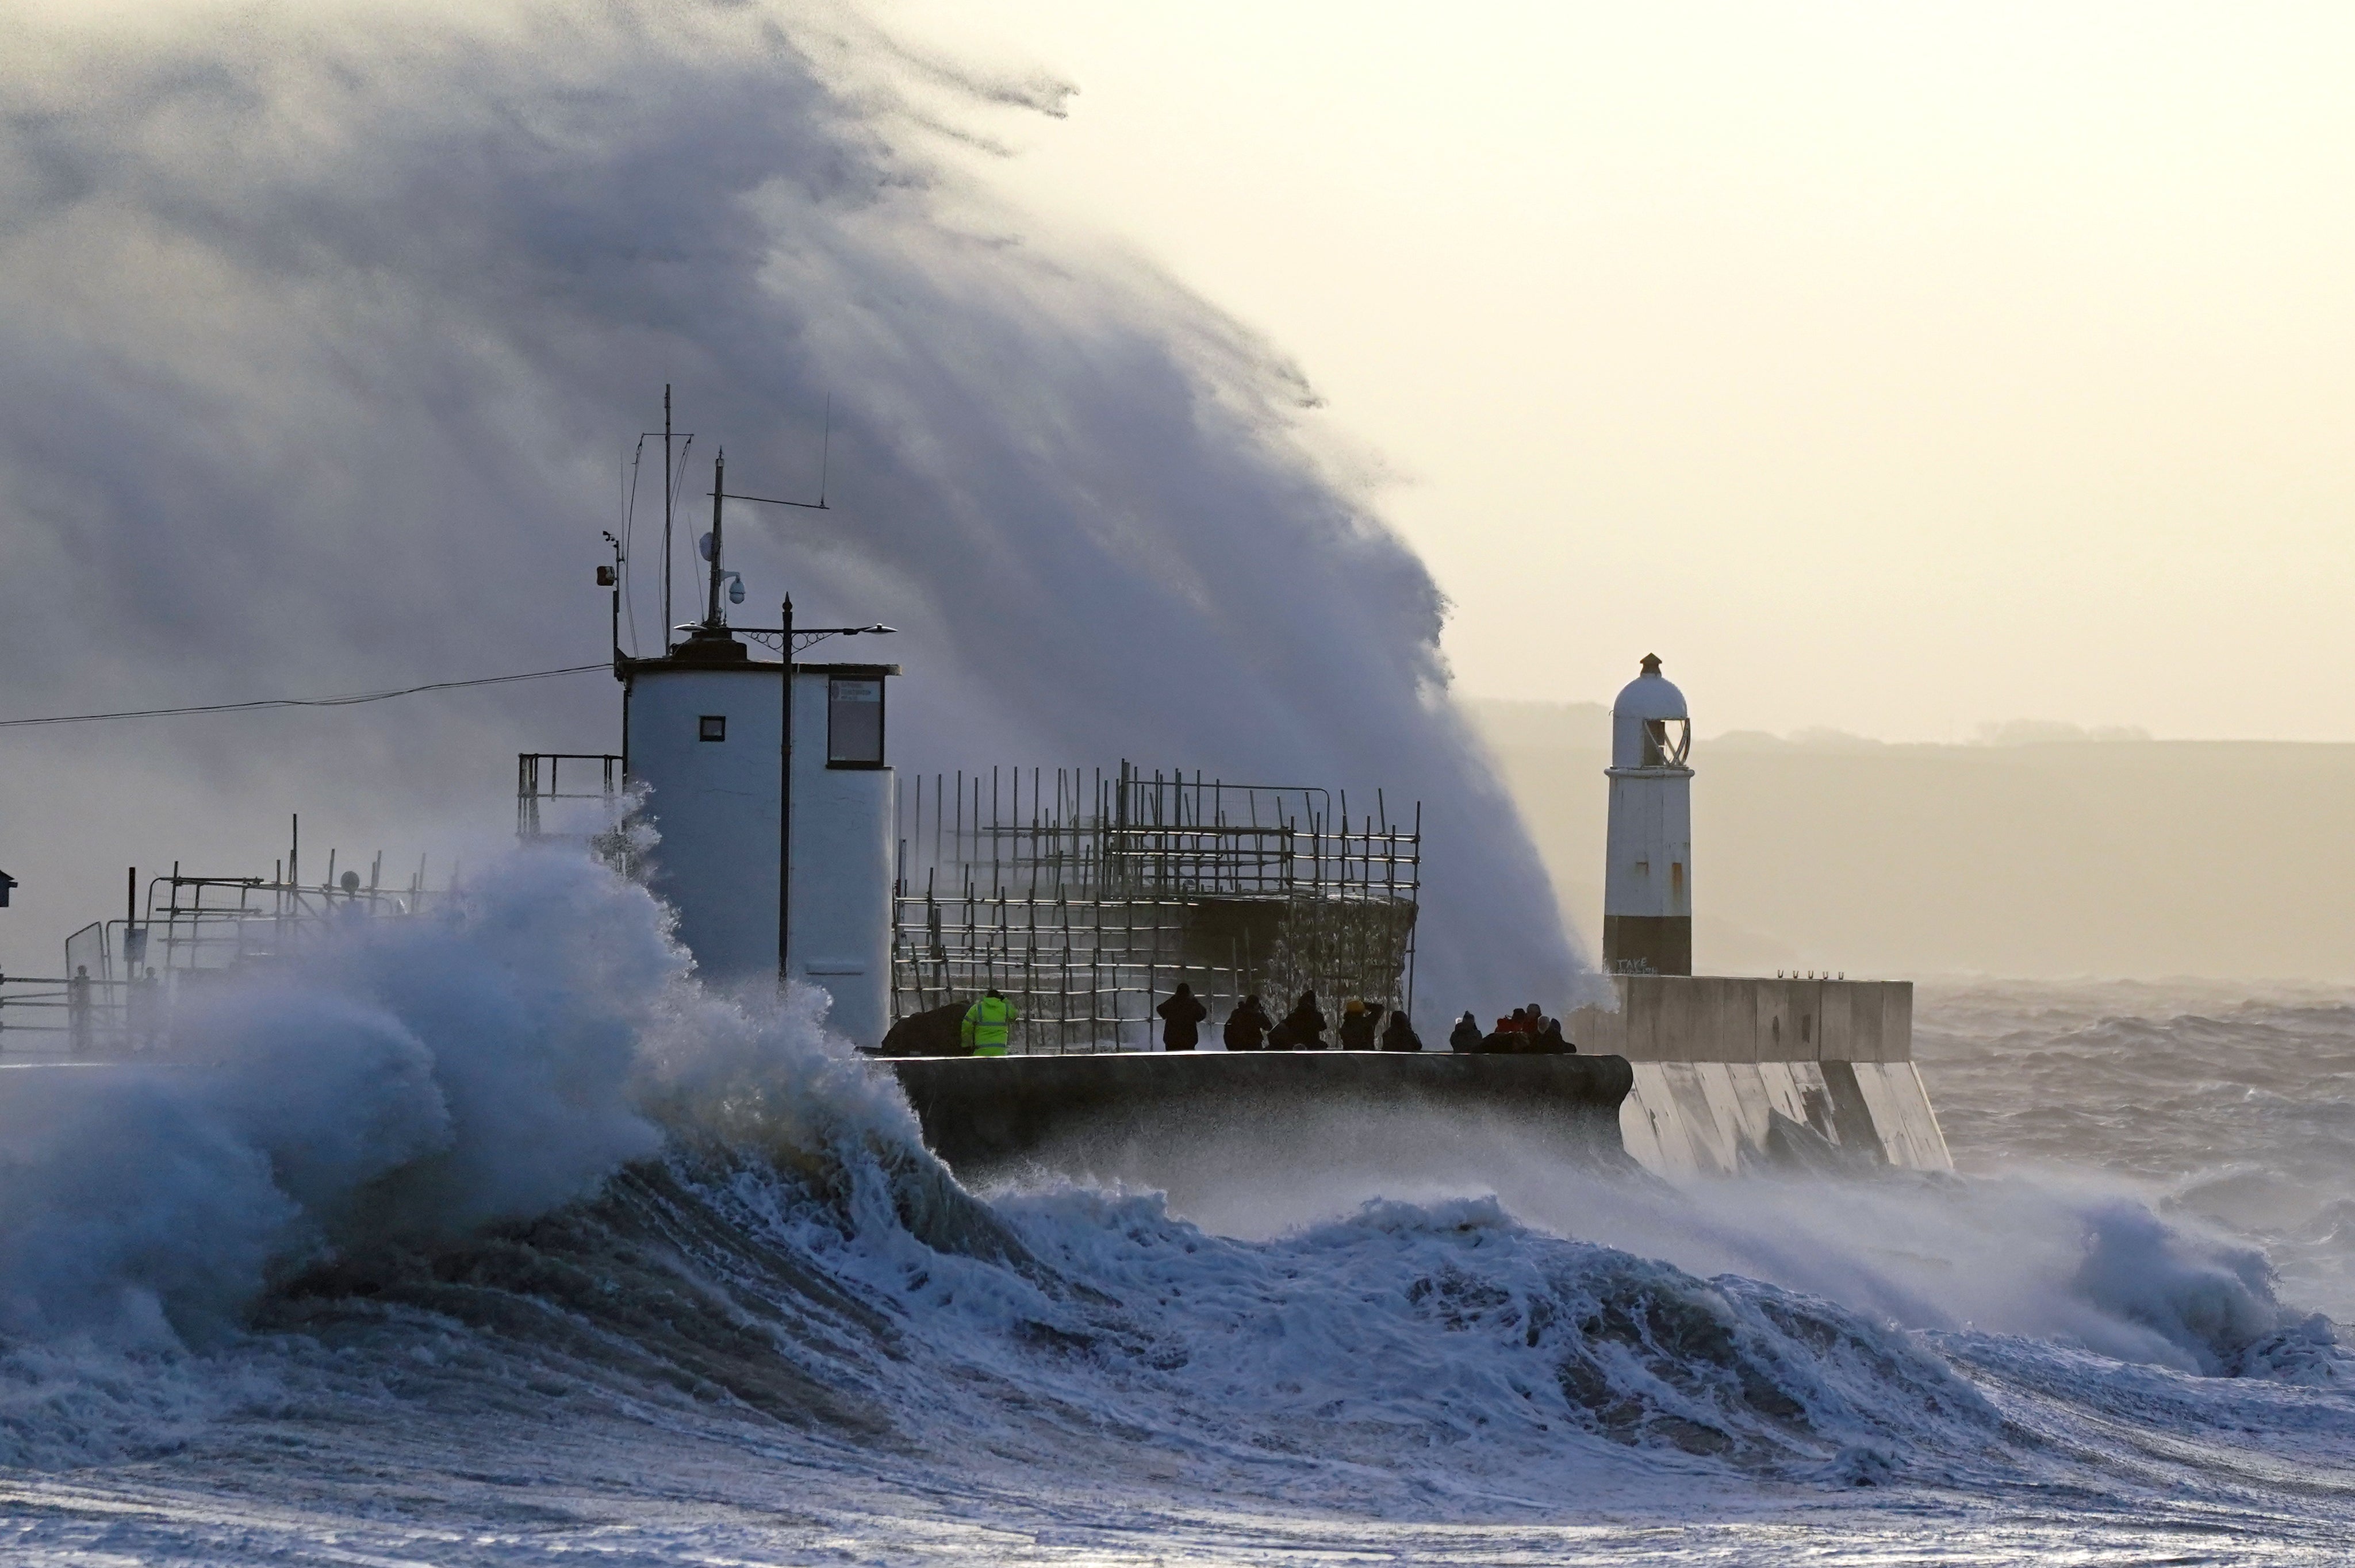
880 2 2355 742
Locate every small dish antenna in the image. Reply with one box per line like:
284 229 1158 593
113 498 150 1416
697 532 716 562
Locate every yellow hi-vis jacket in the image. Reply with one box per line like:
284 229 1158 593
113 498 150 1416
961 993 1018 1056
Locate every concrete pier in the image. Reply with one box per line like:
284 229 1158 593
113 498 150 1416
1564 974 1951 1176
887 1051 1635 1175
880 975 1950 1182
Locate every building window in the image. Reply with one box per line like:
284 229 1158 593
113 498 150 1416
1641 717 1692 767
827 677 885 767
699 714 726 742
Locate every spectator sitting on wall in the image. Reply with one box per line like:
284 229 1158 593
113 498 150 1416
1535 1016 1576 1054
1379 1010 1422 1052
1482 1006 1539 1053
1449 1012 1483 1053
1223 993 1272 1051
1156 982 1209 1052
1338 998 1378 1051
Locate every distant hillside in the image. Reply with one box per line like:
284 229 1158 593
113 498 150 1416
1465 699 2355 981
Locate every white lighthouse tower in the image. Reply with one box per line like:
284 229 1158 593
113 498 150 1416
619 449 897 1042
1602 653 1693 975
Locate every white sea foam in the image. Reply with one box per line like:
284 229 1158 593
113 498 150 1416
1 851 2349 1568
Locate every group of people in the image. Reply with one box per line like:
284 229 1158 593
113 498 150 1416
957 983 1571 1055
1161 985 1424 1052
1447 1004 1577 1055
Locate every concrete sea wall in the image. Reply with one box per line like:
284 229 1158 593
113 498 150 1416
887 1051 1635 1175
1567 975 1953 1176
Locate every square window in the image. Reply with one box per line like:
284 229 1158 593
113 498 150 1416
698 714 726 742
827 677 885 766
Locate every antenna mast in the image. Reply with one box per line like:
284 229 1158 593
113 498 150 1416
660 385 674 649
706 449 727 628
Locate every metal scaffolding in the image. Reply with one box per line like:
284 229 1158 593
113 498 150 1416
891 761 1420 1054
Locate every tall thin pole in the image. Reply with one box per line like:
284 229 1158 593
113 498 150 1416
661 385 674 647
779 596 794 992
706 449 726 627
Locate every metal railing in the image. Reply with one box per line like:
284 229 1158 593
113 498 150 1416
1 864 449 1059
518 752 624 838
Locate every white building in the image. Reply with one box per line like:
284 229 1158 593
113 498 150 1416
622 624 897 1043
1602 653 1693 975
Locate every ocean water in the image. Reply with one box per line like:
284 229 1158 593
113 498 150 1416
3 859 2353 1564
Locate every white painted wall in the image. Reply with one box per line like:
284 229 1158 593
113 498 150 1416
787 667 893 1046
626 665 784 983
1604 662 1695 927
1603 773 1693 921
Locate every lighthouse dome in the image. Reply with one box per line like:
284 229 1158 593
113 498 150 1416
1610 654 1692 770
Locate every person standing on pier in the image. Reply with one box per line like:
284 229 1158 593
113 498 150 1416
1223 993 1272 1051
961 988 1019 1057
1156 982 1209 1052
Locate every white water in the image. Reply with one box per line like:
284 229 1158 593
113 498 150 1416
3 851 2352 1563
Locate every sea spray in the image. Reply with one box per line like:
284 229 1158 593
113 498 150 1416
0 848 1986 1488
0 0 1578 1005
0 849 2346 1533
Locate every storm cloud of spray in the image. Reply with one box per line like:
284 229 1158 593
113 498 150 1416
0 0 1580 1008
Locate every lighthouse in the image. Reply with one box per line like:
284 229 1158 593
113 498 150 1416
1602 653 1693 975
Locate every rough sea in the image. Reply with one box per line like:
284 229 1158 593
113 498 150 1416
4 854 2352 1565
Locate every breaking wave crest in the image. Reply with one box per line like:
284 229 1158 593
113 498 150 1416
1 852 2349 1516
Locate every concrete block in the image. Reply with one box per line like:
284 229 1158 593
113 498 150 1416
1669 976 1709 1062
1718 1062 1775 1162
1625 1063 1702 1178
1882 983 1915 1062
1564 1002 1624 1057
1629 979 1686 1064
1697 975 1759 1062
1618 1078 1669 1173
1846 982 1888 1063
1817 982 1855 1062
1783 1062 1839 1141
1816 1059 1888 1160
1756 979 1821 1061
1754 1061 1812 1131
1692 1061 1751 1166
1614 975 1658 1059
1662 1063 1737 1175
1854 1062 1953 1170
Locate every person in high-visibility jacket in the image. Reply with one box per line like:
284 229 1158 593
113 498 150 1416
961 987 1019 1056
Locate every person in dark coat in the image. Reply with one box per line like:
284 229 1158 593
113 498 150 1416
1379 1011 1422 1052
1223 993 1272 1051
1156 982 1209 1051
1535 1016 1575 1054
1338 998 1379 1051
1276 989 1328 1050
1449 1011 1482 1053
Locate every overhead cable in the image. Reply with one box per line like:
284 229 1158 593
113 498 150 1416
0 663 611 729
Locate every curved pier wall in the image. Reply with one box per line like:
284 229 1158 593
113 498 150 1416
887 1052 1635 1178
1566 975 1953 1177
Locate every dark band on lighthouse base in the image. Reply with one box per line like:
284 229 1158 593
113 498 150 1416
1603 914 1692 976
